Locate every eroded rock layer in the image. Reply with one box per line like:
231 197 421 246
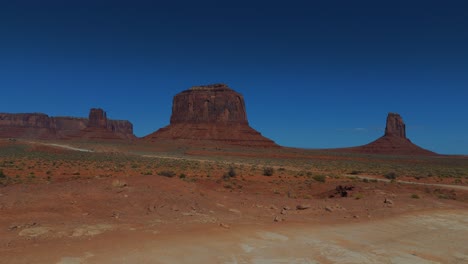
144 84 277 147
0 109 135 140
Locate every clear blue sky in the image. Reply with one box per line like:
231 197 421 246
1 0 467 154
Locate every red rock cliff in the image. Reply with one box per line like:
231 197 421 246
385 113 406 138
0 109 135 140
144 84 277 147
0 113 56 139
170 84 248 125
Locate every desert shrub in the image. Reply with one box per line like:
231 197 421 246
354 193 364 200
0 170 5 179
158 170 176 178
263 167 274 176
179 173 187 179
411 194 420 199
384 172 397 180
313 174 326 183
350 170 362 175
223 167 237 179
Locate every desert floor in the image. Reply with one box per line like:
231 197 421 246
1 139 467 264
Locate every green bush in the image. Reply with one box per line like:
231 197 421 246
0 170 5 179
263 167 274 176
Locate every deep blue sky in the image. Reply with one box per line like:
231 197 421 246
1 0 467 154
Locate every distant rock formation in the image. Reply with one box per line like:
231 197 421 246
144 84 277 147
342 113 435 155
385 113 406 138
0 113 56 139
88 108 108 128
0 108 135 140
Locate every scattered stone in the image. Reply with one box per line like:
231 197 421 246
219 223 230 229
19 227 51 237
274 216 283 222
281 209 287 215
8 225 19 231
283 206 291 211
270 205 278 210
296 204 311 210
171 205 179 212
384 198 394 205
112 179 127 188
325 206 334 212
353 215 360 219
229 209 241 214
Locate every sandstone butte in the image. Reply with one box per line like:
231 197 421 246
343 113 436 155
143 84 278 147
0 108 135 140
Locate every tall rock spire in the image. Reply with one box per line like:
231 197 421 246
385 113 406 138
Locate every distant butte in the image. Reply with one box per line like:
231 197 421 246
143 84 277 147
0 108 135 140
342 113 435 155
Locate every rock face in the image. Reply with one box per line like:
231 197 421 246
144 84 277 147
170 84 248 125
88 108 108 128
0 113 56 139
345 113 435 155
385 113 406 138
0 109 135 140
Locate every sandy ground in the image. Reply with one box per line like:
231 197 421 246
1 210 466 264
1 140 468 264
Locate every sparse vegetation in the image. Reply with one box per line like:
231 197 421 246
384 172 397 180
354 193 364 200
411 194 420 199
158 170 176 178
263 167 274 176
0 169 5 179
313 174 326 183
223 166 237 179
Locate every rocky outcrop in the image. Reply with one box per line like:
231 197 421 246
341 113 435 155
0 109 135 140
0 113 56 139
144 84 277 147
170 84 248 125
385 113 406 138
88 108 108 128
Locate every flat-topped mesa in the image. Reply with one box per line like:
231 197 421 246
144 84 277 147
171 83 248 125
0 108 135 140
385 113 406 138
0 113 56 139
